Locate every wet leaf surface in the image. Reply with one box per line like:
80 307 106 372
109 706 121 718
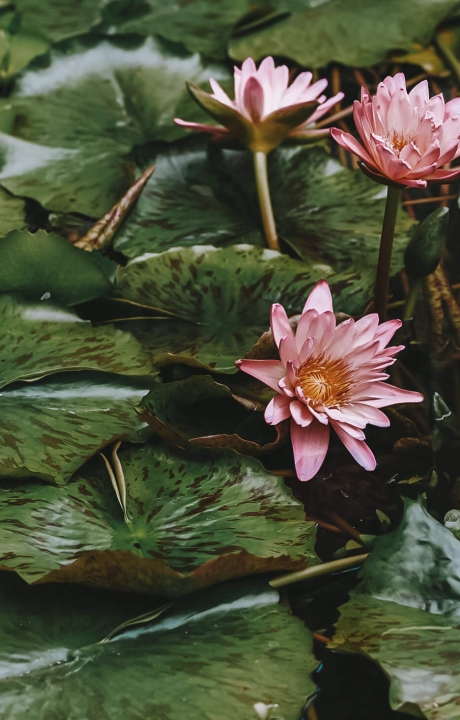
0 37 229 216
330 500 460 718
0 373 153 484
0 294 156 388
0 443 318 593
115 244 376 373
0 574 317 720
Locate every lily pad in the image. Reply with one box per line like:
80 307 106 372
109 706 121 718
0 575 317 720
0 372 153 484
113 141 414 271
0 443 318 594
140 374 285 454
0 36 230 216
0 185 25 235
228 0 460 68
330 500 460 718
0 294 155 388
0 229 112 305
0 11 49 80
16 0 108 43
115 244 376 373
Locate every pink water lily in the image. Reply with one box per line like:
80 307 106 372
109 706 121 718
175 57 343 153
331 72 460 188
237 281 423 481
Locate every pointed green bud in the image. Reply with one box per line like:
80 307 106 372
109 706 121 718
404 207 448 279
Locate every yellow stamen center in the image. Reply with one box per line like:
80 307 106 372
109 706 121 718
296 355 352 407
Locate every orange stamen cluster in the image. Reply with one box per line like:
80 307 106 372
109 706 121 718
296 354 352 407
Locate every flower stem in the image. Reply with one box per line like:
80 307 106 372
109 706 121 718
374 185 402 322
253 151 280 252
269 553 369 588
403 277 422 321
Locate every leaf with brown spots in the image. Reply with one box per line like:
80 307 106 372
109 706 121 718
330 500 460 719
0 373 154 484
0 574 317 720
0 294 155 388
115 244 376 373
0 443 318 594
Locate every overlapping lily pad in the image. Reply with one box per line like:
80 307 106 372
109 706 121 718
113 141 414 270
0 574 317 720
0 443 318 594
16 0 108 43
0 373 153 484
141 375 285 454
229 0 460 67
0 36 230 216
0 186 25 236
115 244 376 372
0 229 111 305
0 294 155 388
330 500 460 718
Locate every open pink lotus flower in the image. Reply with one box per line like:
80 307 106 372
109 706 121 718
237 281 423 481
332 73 460 188
175 57 344 153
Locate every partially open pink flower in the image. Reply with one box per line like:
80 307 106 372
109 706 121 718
175 57 343 153
331 73 460 188
236 281 423 481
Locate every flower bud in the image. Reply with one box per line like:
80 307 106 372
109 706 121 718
404 207 448 279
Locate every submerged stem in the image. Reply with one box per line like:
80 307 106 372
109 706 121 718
374 185 402 322
253 151 280 252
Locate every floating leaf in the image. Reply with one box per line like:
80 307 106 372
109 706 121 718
140 375 285 454
228 0 460 68
0 186 25 236
330 500 460 718
115 244 376 373
113 141 414 271
0 294 155 388
0 373 153 484
0 443 318 593
0 11 49 80
0 574 317 720
16 0 108 43
0 37 230 216
0 229 112 304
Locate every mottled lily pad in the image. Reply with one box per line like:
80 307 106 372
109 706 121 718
0 294 155 388
0 443 318 594
140 375 285 454
0 574 317 720
113 141 414 270
330 500 460 718
229 0 460 68
115 244 376 373
16 0 109 43
0 373 153 484
0 37 230 216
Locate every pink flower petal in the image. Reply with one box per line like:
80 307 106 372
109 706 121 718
279 335 298 367
291 418 330 481
330 128 376 167
303 279 334 314
243 76 265 122
265 395 292 425
295 309 318 352
236 359 285 392
290 400 313 427
271 303 295 350
209 78 233 108
174 119 229 137
332 423 376 471
352 382 424 407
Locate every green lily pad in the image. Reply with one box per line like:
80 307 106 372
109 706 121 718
0 294 155 388
0 372 153 484
16 0 108 43
330 500 460 718
0 11 49 80
140 375 285 454
0 575 317 720
0 443 318 594
0 185 25 235
0 36 230 216
115 244 376 373
113 141 414 271
228 0 460 68
0 229 111 305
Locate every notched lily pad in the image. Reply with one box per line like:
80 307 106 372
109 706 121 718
0 575 317 720
115 244 377 373
0 294 155 388
0 443 318 594
140 375 286 455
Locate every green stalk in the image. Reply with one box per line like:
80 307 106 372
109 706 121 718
374 185 401 322
253 151 280 252
403 277 422 321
